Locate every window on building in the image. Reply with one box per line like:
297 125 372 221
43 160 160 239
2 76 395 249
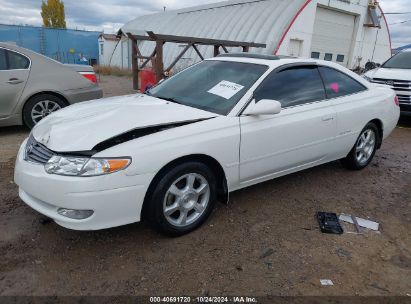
319 66 367 99
7 51 30 70
336 55 345 63
324 53 333 61
0 49 7 70
100 44 104 56
255 66 326 108
311 52 320 59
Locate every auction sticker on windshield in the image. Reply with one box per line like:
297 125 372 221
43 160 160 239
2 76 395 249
208 80 244 100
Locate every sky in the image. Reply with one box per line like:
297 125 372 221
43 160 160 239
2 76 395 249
0 0 410 48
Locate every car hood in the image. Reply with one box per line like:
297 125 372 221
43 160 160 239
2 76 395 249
32 94 218 152
365 68 411 81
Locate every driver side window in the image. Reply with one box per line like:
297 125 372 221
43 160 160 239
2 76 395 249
0 49 7 71
254 65 326 108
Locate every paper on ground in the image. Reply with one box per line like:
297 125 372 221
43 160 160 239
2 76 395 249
320 280 334 286
339 214 379 231
208 80 244 100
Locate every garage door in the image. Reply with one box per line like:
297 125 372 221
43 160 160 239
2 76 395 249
310 7 355 67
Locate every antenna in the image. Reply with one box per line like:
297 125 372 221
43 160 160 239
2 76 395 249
164 6 166 11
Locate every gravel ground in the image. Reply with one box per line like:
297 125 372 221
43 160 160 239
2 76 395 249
0 75 410 296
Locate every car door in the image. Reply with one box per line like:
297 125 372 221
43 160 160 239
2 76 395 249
0 48 30 118
239 64 337 185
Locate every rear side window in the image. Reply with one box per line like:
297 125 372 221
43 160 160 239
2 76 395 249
255 66 326 108
0 49 7 70
319 66 366 98
7 50 30 70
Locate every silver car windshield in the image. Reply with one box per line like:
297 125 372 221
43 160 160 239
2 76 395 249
148 60 268 115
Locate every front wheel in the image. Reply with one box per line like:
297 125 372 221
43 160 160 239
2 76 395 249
146 162 217 237
341 123 379 170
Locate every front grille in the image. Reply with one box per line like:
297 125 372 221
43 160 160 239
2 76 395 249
370 78 411 92
397 94 411 105
25 136 54 165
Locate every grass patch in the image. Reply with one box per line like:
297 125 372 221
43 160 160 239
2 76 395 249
94 65 133 77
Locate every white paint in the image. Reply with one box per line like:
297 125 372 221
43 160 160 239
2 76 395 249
208 80 244 100
321 280 334 286
14 57 400 231
339 215 380 231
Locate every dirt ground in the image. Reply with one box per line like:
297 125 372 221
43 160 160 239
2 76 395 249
0 75 410 297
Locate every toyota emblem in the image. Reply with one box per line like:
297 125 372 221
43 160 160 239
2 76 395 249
386 80 394 86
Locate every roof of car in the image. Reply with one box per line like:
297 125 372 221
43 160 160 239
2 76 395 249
217 53 294 60
208 53 326 67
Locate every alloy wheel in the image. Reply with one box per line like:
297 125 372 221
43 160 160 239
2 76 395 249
355 128 376 165
31 100 62 124
163 173 210 227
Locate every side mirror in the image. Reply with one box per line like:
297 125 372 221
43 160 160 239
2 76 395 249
243 99 282 116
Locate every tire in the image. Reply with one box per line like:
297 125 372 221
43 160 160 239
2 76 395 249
146 162 217 237
23 94 67 129
341 122 379 170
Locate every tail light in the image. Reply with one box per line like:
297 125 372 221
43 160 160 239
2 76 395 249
79 72 97 84
394 95 399 106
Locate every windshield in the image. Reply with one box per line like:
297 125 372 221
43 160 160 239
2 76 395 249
148 60 268 115
382 52 411 69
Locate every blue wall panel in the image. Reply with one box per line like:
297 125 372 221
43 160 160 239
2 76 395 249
0 24 101 64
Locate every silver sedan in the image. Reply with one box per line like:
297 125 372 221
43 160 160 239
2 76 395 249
0 42 103 128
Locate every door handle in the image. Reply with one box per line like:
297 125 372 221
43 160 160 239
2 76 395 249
322 116 334 122
7 78 24 85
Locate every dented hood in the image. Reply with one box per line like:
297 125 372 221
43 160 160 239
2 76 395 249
32 94 217 152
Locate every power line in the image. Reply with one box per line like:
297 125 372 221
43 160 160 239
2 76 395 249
385 12 411 15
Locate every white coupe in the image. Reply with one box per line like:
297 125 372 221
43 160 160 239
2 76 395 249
14 54 400 236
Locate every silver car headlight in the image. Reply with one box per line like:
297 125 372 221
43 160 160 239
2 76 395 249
44 156 131 177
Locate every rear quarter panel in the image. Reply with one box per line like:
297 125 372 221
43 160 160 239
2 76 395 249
17 51 96 112
332 85 399 158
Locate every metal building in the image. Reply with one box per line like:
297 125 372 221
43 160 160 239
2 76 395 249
108 0 391 70
0 24 101 64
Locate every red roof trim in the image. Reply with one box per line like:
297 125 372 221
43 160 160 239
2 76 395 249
378 3 392 54
274 0 313 55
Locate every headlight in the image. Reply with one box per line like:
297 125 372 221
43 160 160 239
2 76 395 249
44 156 131 177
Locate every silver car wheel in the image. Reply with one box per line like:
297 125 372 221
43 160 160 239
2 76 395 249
356 128 376 165
31 100 62 124
163 173 210 228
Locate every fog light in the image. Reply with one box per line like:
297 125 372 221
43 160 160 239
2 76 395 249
57 208 94 220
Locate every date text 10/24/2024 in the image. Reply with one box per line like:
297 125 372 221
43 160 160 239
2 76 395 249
150 297 258 303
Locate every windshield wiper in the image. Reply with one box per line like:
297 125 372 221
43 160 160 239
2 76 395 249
156 96 184 105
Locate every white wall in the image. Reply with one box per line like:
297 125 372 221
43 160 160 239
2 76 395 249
277 0 391 68
99 37 131 68
98 38 120 66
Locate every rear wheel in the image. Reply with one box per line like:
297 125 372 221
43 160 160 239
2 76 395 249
341 123 379 170
23 94 66 129
146 162 217 237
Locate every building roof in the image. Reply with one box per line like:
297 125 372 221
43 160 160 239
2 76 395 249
120 0 307 67
99 33 120 41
